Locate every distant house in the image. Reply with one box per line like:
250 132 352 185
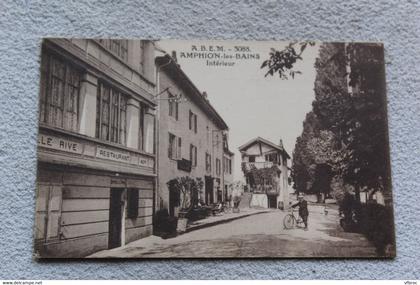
239 137 290 209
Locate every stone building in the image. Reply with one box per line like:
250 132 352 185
155 54 230 217
34 39 157 257
239 137 290 209
222 134 235 202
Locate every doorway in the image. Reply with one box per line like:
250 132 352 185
108 188 124 249
268 195 277 208
205 176 214 205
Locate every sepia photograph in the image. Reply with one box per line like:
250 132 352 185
33 39 395 258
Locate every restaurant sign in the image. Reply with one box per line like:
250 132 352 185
96 147 131 163
96 146 154 168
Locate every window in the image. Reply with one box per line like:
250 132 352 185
127 189 139 219
99 39 128 62
190 144 197 167
168 93 179 120
138 105 144 150
189 110 197 133
95 83 128 145
205 152 212 172
248 156 256 163
265 153 278 163
139 41 145 74
177 137 182 159
216 158 221 176
224 157 232 174
168 133 176 159
39 53 81 132
168 133 181 160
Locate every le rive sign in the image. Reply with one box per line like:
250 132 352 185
38 134 83 154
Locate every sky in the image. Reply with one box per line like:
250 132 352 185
158 40 320 182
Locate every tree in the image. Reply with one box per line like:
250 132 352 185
167 177 204 212
261 42 315 79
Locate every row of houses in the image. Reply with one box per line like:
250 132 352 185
34 39 235 257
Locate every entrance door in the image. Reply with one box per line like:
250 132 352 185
205 176 214 205
109 188 124 249
169 186 177 217
268 196 277 208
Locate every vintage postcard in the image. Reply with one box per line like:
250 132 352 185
33 39 395 258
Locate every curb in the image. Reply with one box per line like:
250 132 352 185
185 210 270 233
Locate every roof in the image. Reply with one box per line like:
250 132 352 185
224 148 235 156
156 55 229 130
238 137 290 159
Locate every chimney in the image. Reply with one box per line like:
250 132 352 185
202 91 208 100
171 51 178 63
279 139 284 149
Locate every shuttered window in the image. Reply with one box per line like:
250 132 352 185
95 83 128 145
127 189 139 219
190 144 197 167
39 53 81 132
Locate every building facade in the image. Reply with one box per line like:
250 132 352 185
239 137 290 209
34 39 157 257
223 134 235 202
155 55 230 217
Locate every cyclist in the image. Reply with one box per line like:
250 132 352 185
291 193 309 230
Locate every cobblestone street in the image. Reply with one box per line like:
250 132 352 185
90 205 377 258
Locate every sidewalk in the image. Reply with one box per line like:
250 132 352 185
88 207 270 258
186 207 270 233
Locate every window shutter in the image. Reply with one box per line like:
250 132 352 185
127 189 139 219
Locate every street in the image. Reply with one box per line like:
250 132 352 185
89 205 377 258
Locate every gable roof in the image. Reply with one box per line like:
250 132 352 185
238 137 290 159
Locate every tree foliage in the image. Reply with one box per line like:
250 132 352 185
285 42 390 204
167 177 204 211
261 41 316 79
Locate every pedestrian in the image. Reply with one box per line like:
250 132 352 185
292 193 309 230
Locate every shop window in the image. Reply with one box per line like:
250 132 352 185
39 53 81 132
127 189 139 219
99 39 128 62
95 83 128 145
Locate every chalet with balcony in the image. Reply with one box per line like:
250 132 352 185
239 137 290 209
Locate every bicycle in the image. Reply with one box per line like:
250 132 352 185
283 208 305 229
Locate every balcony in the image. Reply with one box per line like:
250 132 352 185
241 161 274 171
251 184 279 195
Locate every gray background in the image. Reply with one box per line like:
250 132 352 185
0 0 419 279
